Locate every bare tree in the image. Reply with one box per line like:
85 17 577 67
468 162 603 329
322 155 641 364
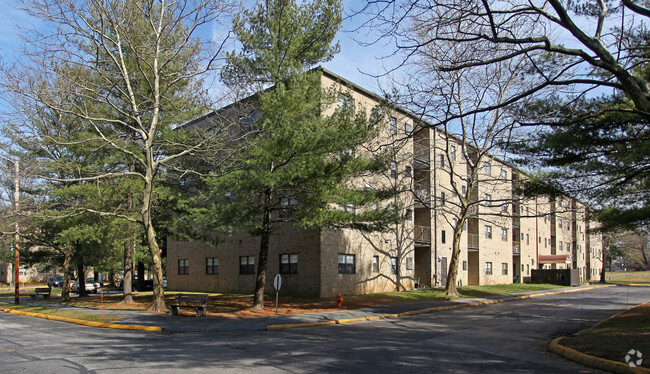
0 0 236 311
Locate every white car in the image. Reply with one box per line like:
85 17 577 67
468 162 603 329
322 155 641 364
71 281 97 294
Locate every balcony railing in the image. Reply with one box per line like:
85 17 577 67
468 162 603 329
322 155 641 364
513 244 520 254
414 150 430 165
468 233 479 249
414 189 430 206
414 225 431 243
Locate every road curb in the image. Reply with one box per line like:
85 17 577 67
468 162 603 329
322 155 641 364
549 337 649 373
266 285 615 331
0 306 162 332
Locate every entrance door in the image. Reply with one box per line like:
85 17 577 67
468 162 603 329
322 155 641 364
440 257 448 288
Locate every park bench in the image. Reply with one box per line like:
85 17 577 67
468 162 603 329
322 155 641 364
168 293 209 317
31 287 52 299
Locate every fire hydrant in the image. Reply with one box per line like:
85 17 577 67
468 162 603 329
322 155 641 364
336 293 344 308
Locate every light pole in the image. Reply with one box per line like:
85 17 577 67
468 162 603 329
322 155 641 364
1 155 20 304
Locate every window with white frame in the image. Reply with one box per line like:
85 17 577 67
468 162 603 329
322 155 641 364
485 262 493 275
501 228 508 241
390 161 397 178
372 256 379 272
485 225 492 239
450 145 456 161
500 169 507 180
391 257 398 274
390 117 397 135
439 154 445 168
483 162 491 175
406 257 413 270
502 263 508 275
440 192 446 206
405 122 412 135
338 254 355 274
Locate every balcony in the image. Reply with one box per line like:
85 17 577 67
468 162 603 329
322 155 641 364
414 189 430 206
468 233 479 249
513 244 520 255
414 225 431 245
414 150 430 166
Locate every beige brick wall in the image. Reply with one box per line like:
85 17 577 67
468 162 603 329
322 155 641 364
167 224 322 297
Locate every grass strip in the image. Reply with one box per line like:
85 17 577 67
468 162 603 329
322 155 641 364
0 301 125 323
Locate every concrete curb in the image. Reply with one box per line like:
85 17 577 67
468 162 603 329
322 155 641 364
549 337 649 373
0 306 162 332
266 285 615 331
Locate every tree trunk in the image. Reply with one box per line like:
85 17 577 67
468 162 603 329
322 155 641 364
60 249 73 302
122 235 134 303
600 246 608 283
141 171 166 312
252 190 272 310
76 258 87 297
137 262 145 291
444 223 464 297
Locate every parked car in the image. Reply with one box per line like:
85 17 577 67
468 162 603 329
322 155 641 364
47 276 64 288
71 281 97 294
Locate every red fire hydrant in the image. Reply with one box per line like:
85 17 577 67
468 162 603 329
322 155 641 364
336 293 344 308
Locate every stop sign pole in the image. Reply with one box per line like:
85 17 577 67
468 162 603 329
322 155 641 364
273 274 282 315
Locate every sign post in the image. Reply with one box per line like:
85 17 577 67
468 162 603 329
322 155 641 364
273 274 282 315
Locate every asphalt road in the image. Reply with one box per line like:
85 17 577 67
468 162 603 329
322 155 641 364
0 286 647 373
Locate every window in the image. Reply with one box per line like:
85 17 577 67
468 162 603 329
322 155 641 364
559 241 563 251
485 262 493 275
484 193 492 204
485 225 492 239
526 264 530 275
280 254 298 274
502 263 508 275
405 122 412 135
391 257 398 274
280 197 298 218
463 261 467 270
441 230 446 244
450 145 456 161
544 237 548 247
406 257 413 270
501 203 508 213
439 154 445 168
526 234 530 245
390 117 397 135
501 228 508 241
390 162 397 178
483 162 491 175
566 243 570 252
521 233 525 241
206 258 218 275
452 218 458 228
500 169 507 180
337 203 355 213
338 254 355 274
440 192 446 206
178 259 189 275
405 209 413 220
239 256 255 274
566 221 570 230
558 218 563 228
372 256 379 272
405 166 412 177
521 264 524 272
337 93 354 110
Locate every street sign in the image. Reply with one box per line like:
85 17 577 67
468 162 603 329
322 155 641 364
273 274 282 290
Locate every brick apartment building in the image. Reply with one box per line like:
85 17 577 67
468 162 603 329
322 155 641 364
167 69 603 297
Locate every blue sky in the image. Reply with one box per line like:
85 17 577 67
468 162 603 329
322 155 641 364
0 1 395 99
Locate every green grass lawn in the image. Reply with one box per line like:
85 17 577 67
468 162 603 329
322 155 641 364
601 271 650 284
458 283 566 298
560 303 650 368
0 301 125 323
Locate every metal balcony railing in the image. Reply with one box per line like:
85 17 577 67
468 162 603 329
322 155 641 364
414 225 431 243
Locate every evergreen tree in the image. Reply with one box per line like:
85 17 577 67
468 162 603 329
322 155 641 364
200 0 396 309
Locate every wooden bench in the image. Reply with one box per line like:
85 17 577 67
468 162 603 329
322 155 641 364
168 293 209 317
31 287 52 299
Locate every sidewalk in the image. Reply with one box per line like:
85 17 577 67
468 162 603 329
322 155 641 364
0 284 614 332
